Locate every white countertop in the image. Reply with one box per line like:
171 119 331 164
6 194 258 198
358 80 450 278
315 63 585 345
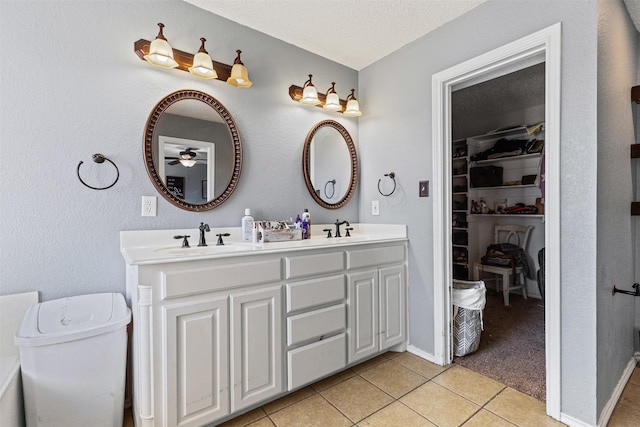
120 224 407 265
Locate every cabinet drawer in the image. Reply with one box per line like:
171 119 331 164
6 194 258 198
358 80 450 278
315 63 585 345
286 275 345 313
285 252 344 279
161 259 281 299
287 304 346 346
287 334 346 390
346 245 405 270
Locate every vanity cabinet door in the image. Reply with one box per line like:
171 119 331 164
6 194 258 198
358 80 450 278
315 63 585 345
230 285 283 412
347 270 379 364
163 296 229 427
379 265 406 350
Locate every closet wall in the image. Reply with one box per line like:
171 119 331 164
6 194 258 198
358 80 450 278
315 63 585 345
452 63 546 298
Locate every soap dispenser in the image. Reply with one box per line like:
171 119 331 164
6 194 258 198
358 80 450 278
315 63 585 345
242 208 254 242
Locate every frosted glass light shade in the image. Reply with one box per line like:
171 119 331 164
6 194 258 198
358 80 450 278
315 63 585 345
189 51 217 79
301 85 320 105
144 38 179 68
226 50 252 87
226 63 252 87
179 159 197 167
344 98 362 117
144 24 178 69
324 92 342 111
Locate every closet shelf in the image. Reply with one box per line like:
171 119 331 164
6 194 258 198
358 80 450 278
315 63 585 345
470 214 544 218
471 152 542 165
470 184 539 190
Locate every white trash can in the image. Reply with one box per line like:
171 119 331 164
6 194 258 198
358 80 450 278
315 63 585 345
452 280 486 357
14 293 131 427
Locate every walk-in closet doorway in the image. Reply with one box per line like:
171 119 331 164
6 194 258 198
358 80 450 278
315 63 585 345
431 24 561 419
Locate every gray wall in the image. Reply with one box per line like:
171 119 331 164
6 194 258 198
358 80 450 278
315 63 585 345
596 0 639 417
0 0 358 301
358 0 605 424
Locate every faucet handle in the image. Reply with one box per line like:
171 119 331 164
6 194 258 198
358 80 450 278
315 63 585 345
174 235 191 248
216 233 231 246
322 228 333 238
345 227 353 237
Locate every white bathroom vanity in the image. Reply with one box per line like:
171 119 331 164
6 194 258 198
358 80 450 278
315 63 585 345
120 224 408 427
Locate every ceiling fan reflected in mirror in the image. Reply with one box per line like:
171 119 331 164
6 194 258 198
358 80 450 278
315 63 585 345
166 148 201 168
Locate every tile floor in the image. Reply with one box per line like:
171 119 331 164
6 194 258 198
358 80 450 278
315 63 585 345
124 353 640 427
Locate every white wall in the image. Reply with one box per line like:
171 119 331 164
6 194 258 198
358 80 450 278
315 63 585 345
358 0 601 424
0 1 358 301
596 0 639 416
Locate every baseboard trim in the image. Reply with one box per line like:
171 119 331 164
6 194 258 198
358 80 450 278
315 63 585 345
406 345 441 365
595 356 637 427
560 412 595 427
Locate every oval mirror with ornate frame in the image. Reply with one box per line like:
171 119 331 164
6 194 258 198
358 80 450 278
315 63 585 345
144 89 242 211
302 120 358 209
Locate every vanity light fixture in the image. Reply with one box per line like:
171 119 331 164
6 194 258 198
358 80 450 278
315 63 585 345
300 74 321 105
323 82 342 112
188 38 217 79
143 23 179 68
343 89 362 117
288 77 362 116
135 23 252 87
226 50 253 88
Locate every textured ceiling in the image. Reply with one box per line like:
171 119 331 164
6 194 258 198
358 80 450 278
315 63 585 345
184 0 487 70
624 0 640 32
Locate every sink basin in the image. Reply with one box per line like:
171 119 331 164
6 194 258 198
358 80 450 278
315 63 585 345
153 243 256 256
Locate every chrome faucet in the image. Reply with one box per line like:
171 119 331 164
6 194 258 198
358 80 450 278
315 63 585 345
334 219 350 238
198 222 210 246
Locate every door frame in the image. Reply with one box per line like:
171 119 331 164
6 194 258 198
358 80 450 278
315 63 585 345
431 23 562 419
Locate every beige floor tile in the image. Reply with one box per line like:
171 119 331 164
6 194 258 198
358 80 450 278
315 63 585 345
262 387 316 414
320 375 394 423
247 418 276 427
628 366 640 387
218 408 268 427
485 388 565 427
462 409 516 426
268 394 351 427
311 368 356 392
400 381 480 427
608 399 640 427
351 354 390 373
619 381 640 405
393 352 449 379
433 365 505 405
358 401 436 427
360 360 427 398
383 351 404 359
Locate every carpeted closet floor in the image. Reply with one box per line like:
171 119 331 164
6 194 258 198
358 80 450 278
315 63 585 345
454 292 546 401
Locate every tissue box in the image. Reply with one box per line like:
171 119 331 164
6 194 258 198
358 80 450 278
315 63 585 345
259 225 303 242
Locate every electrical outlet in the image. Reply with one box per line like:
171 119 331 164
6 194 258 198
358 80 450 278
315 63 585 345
142 196 157 217
372 200 380 216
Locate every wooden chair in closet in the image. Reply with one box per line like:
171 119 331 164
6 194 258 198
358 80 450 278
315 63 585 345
473 224 533 306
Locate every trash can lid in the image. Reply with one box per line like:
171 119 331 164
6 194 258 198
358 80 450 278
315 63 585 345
14 293 131 347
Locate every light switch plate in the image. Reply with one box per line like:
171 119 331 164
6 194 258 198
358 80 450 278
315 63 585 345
372 200 380 216
419 180 429 197
142 196 157 217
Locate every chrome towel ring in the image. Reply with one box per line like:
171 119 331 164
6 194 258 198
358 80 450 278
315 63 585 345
77 153 120 190
377 172 396 196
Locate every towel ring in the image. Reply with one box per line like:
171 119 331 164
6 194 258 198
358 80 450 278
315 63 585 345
324 179 336 199
77 153 119 190
377 172 396 196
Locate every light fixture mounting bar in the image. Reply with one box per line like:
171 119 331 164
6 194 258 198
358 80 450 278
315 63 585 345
134 39 233 82
289 85 347 112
